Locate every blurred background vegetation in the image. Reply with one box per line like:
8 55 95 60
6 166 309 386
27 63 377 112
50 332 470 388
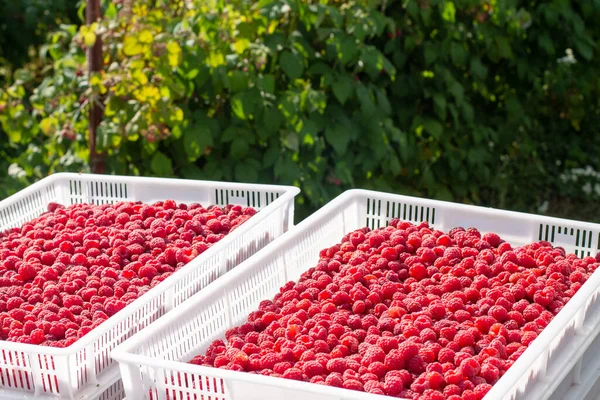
0 0 599 222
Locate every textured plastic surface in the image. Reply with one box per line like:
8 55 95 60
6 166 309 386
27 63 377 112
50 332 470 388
0 173 299 399
113 189 600 400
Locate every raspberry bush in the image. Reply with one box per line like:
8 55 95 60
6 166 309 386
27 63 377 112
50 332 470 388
190 220 599 400
0 200 257 347
2 1 600 222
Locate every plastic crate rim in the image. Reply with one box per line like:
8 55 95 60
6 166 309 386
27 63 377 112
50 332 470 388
346 188 600 231
111 352 400 400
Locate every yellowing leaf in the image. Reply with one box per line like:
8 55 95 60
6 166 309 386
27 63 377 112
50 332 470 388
135 86 160 104
40 117 57 135
90 75 102 87
130 59 145 71
233 39 250 54
160 86 171 99
79 24 97 47
123 35 143 56
167 42 182 68
83 32 97 47
268 20 279 34
132 70 148 85
139 30 154 44
173 108 184 122
208 52 225 67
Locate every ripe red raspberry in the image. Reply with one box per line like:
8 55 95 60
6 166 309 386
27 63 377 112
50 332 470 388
302 360 324 377
138 265 158 280
488 305 509 322
482 233 501 247
474 383 493 399
17 263 37 281
326 358 346 373
424 371 444 390
281 367 303 381
366 361 386 378
105 299 126 317
480 362 500 384
443 384 461 397
383 375 404 396
361 345 385 366
377 336 398 353
407 355 426 374
6 297 24 311
459 357 481 378
364 380 384 394
409 263 428 280
342 378 363 392
30 328 45 344
422 389 446 400
325 373 343 387
521 331 538 346
455 330 475 347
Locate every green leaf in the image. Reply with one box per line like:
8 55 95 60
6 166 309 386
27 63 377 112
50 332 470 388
181 164 204 180
361 47 396 80
338 36 358 65
470 58 488 80
263 107 284 135
230 137 250 159
184 125 214 161
231 91 258 120
221 126 240 142
335 162 354 185
538 33 555 55
441 1 456 23
424 43 438 66
325 124 350 155
280 51 304 80
449 81 464 103
332 75 354 105
423 118 444 139
283 132 300 152
574 36 595 61
435 187 454 201
389 154 402 175
307 62 332 76
235 160 260 182
258 74 276 94
356 85 376 116
274 154 300 182
494 37 513 59
150 152 173 176
105 2 117 18
263 145 280 167
433 94 447 120
461 102 474 123
450 43 467 66
228 71 249 92
376 89 392 117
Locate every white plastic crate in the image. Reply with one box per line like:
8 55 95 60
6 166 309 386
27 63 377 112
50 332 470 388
112 189 600 400
0 173 299 399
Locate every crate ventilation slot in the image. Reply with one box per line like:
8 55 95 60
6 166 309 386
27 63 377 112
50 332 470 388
366 198 436 230
69 180 128 204
538 224 596 257
215 189 280 208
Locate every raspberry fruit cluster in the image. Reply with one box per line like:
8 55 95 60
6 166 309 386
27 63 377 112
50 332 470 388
190 219 599 400
0 200 256 347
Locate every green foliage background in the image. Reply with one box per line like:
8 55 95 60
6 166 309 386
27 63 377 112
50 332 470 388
1 0 600 222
